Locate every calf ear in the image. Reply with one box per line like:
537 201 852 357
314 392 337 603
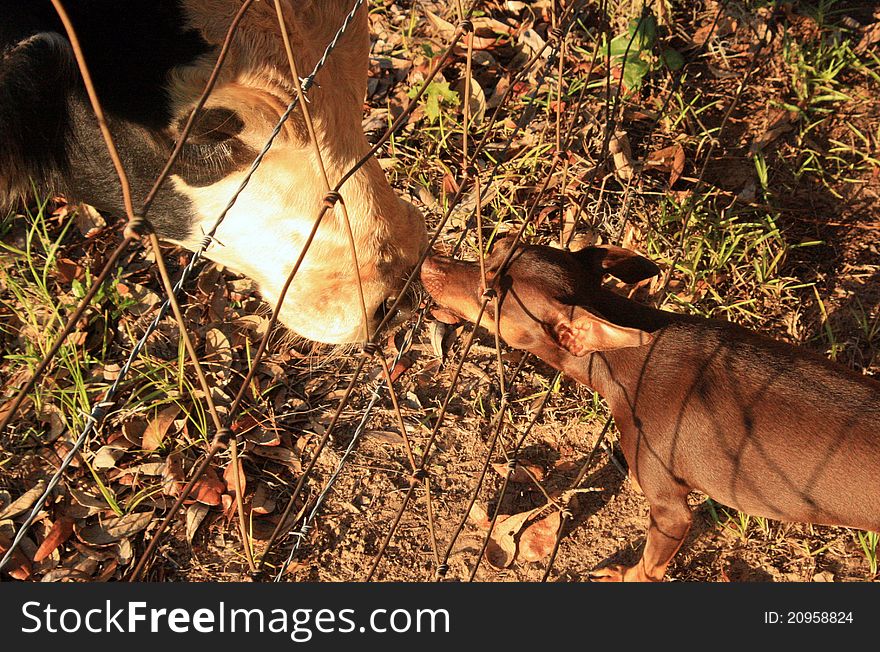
0 32 74 209
549 307 652 356
574 245 660 284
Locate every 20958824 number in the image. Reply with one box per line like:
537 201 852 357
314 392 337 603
788 612 853 624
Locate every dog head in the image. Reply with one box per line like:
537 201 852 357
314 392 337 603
420 237 660 361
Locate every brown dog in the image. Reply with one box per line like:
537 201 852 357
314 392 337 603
421 237 880 581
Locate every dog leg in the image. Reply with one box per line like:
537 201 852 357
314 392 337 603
592 489 692 582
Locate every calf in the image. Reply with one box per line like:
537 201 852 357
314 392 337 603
421 238 880 581
0 1 425 343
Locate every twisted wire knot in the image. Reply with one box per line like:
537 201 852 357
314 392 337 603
123 216 152 240
83 400 115 427
436 563 449 577
458 19 474 34
215 427 233 445
482 287 497 300
361 342 380 357
548 26 564 42
323 190 343 209
300 75 317 94
411 468 428 482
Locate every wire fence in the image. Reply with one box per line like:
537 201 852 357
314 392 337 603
0 0 772 581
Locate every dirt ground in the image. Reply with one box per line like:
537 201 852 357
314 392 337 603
1 1 879 583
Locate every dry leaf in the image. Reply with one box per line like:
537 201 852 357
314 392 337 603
485 510 537 569
223 457 246 498
428 320 450 359
186 503 210 543
0 480 47 520
55 258 85 284
250 445 302 472
0 534 32 580
204 328 233 384
161 452 185 498
73 203 106 237
468 503 491 530
491 460 545 484
365 430 405 445
609 131 637 181
68 486 109 510
190 468 225 506
76 511 153 546
251 484 276 515
93 444 125 469
517 511 560 562
750 108 799 154
33 517 75 562
142 405 181 451
645 143 685 186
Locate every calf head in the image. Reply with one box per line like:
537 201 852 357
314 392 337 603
421 238 659 364
0 1 426 343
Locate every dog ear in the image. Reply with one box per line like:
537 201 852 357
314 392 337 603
483 236 519 287
574 245 660 284
548 306 652 356
0 32 74 210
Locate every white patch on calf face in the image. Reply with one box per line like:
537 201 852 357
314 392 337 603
172 143 424 344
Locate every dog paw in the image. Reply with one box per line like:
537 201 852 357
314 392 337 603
589 565 627 582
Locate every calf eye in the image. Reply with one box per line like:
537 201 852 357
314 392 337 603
172 107 253 186
186 107 244 143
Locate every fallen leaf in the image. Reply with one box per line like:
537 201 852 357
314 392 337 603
251 484 276 515
609 131 637 181
116 283 161 317
468 503 491 530
33 517 75 562
190 468 225 506
55 257 85 284
73 203 106 237
491 460 545 484
429 320 451 359
76 511 154 546
250 445 303 472
644 143 685 186
93 444 125 469
365 430 405 445
186 503 210 543
0 480 47 520
223 457 246 498
485 510 537 569
142 405 181 451
749 108 799 154
68 486 109 510
161 452 185 498
204 328 233 385
517 511 560 562
388 354 414 383
0 535 32 580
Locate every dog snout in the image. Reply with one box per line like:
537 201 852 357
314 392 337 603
420 255 449 301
